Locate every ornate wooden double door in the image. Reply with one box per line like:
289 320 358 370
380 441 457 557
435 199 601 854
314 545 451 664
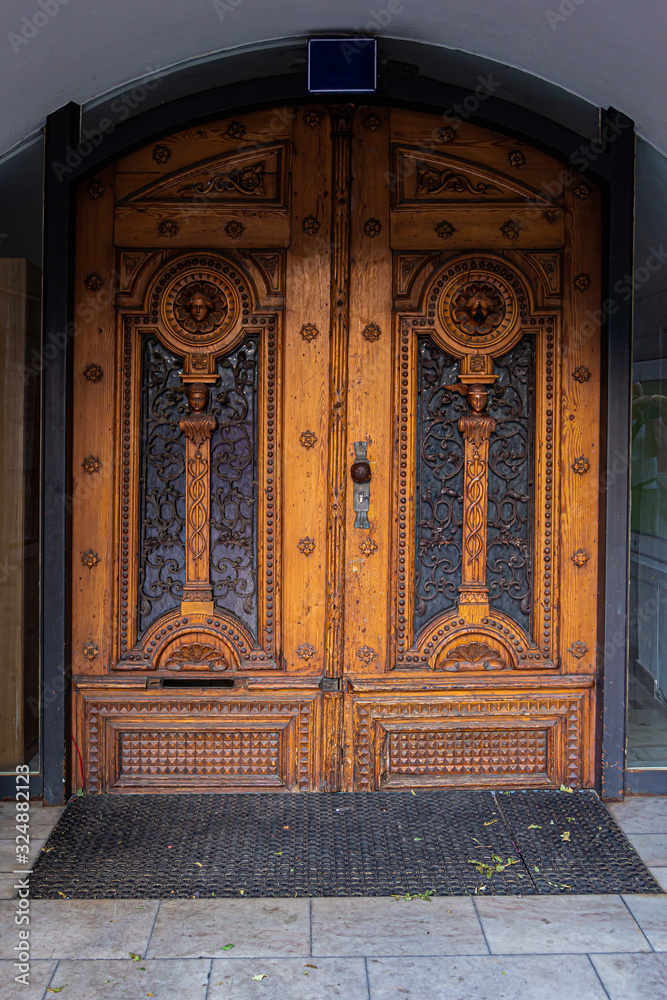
72 104 602 793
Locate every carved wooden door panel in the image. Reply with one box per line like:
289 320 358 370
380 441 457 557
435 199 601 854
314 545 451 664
71 105 601 793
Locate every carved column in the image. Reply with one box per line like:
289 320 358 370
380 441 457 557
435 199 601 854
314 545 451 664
445 355 498 622
324 104 355 679
179 382 217 614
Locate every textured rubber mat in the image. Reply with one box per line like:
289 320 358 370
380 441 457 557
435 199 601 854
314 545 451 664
27 790 661 899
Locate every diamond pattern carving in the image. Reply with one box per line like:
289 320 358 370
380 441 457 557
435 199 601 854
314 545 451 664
119 730 279 777
390 729 547 775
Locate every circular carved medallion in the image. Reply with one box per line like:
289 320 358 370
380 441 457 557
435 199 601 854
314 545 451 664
156 259 244 354
435 263 522 356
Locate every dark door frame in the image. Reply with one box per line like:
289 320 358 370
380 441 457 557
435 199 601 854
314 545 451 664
36 56 637 804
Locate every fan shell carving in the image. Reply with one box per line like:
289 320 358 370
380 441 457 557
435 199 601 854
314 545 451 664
165 643 228 670
440 642 507 672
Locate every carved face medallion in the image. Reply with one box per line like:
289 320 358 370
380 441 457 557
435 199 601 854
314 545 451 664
435 263 521 356
452 282 505 337
174 281 228 335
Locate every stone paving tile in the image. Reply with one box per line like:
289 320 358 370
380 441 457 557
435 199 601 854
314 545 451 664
627 833 667 867
208 957 369 999
474 895 651 954
0 877 18 899
591 953 667 1000
366 955 608 1000
0 959 58 999
609 798 667 835
311 897 485 957
650 867 667 890
0 839 45 873
148 899 310 959
49 958 211 999
0 900 159 960
622 893 667 951
0 805 64 839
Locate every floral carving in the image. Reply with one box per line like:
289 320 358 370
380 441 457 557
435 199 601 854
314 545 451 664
572 365 591 383
364 218 382 238
568 640 588 659
501 219 521 239
574 272 591 292
359 537 378 556
299 429 317 449
85 272 104 292
158 219 179 238
83 641 99 661
298 537 316 556
356 645 376 663
300 323 319 342
452 281 505 337
303 110 324 128
81 550 100 568
302 216 320 235
152 145 171 164
226 120 246 140
435 220 456 240
174 281 228 334
364 113 382 131
416 164 500 198
574 182 591 200
87 180 105 199
191 353 208 371
441 642 507 671
437 126 457 143
180 163 264 198
82 455 102 475
571 455 590 475
571 549 590 567
296 643 316 661
83 364 103 383
507 149 526 167
225 220 245 239
165 643 228 669
362 322 381 342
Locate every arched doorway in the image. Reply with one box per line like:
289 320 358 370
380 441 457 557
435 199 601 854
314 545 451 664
71 103 602 792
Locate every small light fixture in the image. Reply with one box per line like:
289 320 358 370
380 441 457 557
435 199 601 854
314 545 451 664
307 37 377 94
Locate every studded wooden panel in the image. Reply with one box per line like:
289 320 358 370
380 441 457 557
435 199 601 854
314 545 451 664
119 729 281 780
73 683 319 793
387 727 548 785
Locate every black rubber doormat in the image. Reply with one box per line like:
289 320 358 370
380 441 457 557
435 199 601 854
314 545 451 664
27 789 661 899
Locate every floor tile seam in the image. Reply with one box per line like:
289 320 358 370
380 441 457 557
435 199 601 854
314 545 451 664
41 957 60 1000
469 897 492 955
363 956 372 1000
308 898 312 957
203 957 214 1000
143 899 162 958
585 953 615 1000
618 892 656 952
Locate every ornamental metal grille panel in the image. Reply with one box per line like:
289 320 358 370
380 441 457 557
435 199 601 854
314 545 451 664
414 335 535 636
209 337 258 636
414 339 465 631
138 337 186 635
486 335 535 633
138 335 258 638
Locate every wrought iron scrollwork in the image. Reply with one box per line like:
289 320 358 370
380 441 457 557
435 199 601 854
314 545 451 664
414 341 465 629
486 336 535 630
139 338 187 635
209 337 258 635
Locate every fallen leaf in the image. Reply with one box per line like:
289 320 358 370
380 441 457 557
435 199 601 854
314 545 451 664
129 953 141 961
251 974 268 981
239 889 245 895
527 824 541 829
483 819 499 826
221 943 235 951
411 789 416 795
275 851 283 856
413 837 422 841
559 784 573 793
561 831 571 842
304 963 317 968
195 862 203 867
46 989 67 995
283 825 290 829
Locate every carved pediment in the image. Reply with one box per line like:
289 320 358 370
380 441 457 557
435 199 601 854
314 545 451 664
392 145 556 209
117 143 289 210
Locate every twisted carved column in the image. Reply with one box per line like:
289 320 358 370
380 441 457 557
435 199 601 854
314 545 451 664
179 382 217 614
